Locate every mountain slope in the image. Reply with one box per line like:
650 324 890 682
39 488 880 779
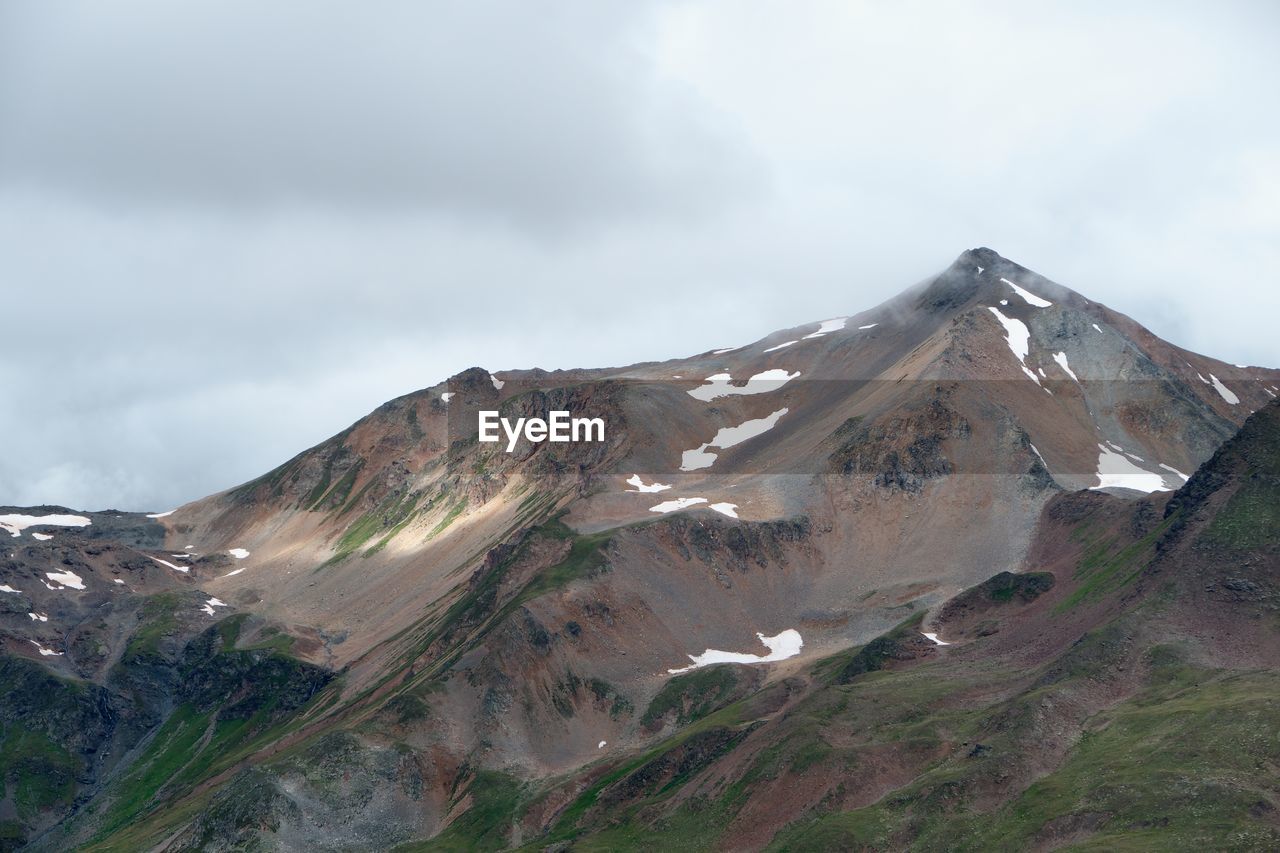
1 249 1278 850
422 398 1280 850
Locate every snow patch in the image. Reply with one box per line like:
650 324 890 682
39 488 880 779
441 392 454 403
223 567 246 578
625 474 672 493
987 307 1040 384
146 509 176 518
490 374 505 390
598 740 607 749
0 584 20 594
688 369 800 402
228 548 250 559
1052 351 1079 382
113 579 125 585
762 340 797 353
1090 445 1171 493
708 502 739 518
29 640 62 657
667 629 803 674
150 557 190 573
680 408 789 471
1000 278 1053 307
31 532 53 541
45 570 85 590
922 632 950 646
1092 323 1103 333
1208 374 1239 405
802 317 847 339
0 513 91 538
200 597 228 616
1158 463 1190 482
711 347 738 355
858 323 878 330
648 498 739 518
1029 443 1051 477
28 612 48 622
649 497 707 514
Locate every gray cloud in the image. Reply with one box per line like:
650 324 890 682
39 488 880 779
0 0 760 228
1 0 1278 511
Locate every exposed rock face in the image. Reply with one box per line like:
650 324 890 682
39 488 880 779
830 395 972 491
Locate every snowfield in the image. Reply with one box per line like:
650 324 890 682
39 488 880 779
1052 351 1079 382
1209 374 1239 405
649 497 707 514
1001 278 1053 307
0 513 91 538
802 318 847 339
44 570 86 590
29 640 63 657
688 369 800 402
680 408 789 471
668 629 804 674
1090 444 1172 493
200 597 228 616
649 497 739 519
625 474 672 493
987 307 1040 384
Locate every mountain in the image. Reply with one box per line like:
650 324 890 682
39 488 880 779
1 248 1278 850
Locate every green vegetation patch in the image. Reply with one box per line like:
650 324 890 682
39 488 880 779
89 624 334 846
985 571 1054 603
1057 516 1174 612
411 769 524 852
425 497 468 541
641 667 740 730
1201 477 1280 551
769 659 1280 853
324 488 422 565
310 458 365 512
122 591 183 662
0 726 77 819
979 668 1280 851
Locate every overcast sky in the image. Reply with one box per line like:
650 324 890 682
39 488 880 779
2 0 1278 511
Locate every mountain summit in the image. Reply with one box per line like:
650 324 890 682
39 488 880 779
2 250 1278 849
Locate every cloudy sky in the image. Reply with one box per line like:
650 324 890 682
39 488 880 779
2 0 1278 511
